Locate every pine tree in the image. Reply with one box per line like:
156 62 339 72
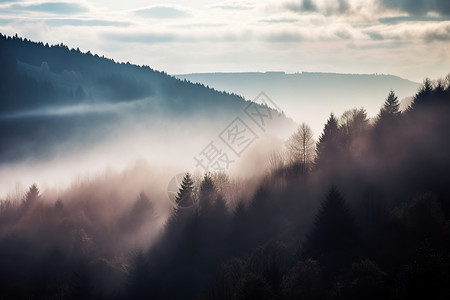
315 113 339 168
410 78 433 110
23 183 40 207
176 173 194 209
378 90 400 122
303 186 358 260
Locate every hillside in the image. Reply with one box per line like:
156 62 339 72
0 34 294 167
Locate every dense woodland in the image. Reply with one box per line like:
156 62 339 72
1 35 450 300
0 33 247 114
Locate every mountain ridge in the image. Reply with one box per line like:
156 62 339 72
0 33 295 166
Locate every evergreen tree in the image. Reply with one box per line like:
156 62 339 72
302 187 359 261
410 78 433 110
372 91 402 156
23 183 40 207
315 113 339 168
176 173 194 209
378 90 400 122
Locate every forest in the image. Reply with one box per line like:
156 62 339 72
1 71 449 299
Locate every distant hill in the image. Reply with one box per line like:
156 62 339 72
0 34 250 116
176 72 420 136
0 34 294 165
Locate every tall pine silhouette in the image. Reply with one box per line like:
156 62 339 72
377 90 400 123
23 183 40 207
315 113 339 169
176 173 194 208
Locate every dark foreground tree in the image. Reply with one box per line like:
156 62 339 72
302 187 359 263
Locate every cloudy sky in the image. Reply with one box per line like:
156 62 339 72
1 0 449 81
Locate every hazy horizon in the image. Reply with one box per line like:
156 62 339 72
1 0 450 82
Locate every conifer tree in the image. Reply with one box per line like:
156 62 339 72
411 78 433 110
303 186 358 259
23 183 40 207
377 90 400 122
315 113 339 168
176 173 194 209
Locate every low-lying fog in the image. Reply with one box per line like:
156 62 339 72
0 97 292 211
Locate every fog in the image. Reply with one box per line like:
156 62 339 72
0 96 292 201
176 72 420 137
1 34 450 300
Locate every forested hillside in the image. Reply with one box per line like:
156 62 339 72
0 34 293 165
1 73 449 299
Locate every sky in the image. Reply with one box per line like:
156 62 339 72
0 0 449 81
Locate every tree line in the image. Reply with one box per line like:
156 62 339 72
127 75 450 299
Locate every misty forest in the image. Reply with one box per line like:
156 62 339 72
1 34 450 300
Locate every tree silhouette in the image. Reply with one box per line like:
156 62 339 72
302 187 359 261
410 78 433 109
176 173 194 208
372 90 402 155
378 90 400 122
315 113 339 169
23 183 40 207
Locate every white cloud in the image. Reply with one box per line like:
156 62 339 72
207 0 256 10
0 0 449 81
134 4 192 18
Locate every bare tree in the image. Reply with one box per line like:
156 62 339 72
286 123 315 167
